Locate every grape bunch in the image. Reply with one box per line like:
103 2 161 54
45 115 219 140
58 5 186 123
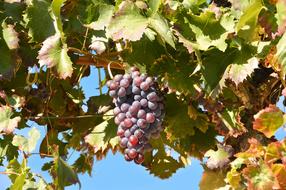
107 67 164 164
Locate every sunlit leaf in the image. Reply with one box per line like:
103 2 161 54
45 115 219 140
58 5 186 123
148 152 183 179
107 1 148 41
12 127 40 153
148 13 175 48
199 169 226 190
0 106 21 134
236 0 265 41
205 144 233 169
253 104 284 138
242 161 275 190
2 21 19 50
86 4 114 30
37 34 73 79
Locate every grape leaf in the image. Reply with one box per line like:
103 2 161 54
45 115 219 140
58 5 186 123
10 173 26 190
205 144 233 169
236 0 265 41
72 154 94 176
182 10 233 51
6 158 21 182
164 94 196 139
273 30 286 75
148 13 175 48
275 0 286 36
0 40 15 80
84 117 119 156
218 108 247 137
253 104 285 138
54 156 81 190
107 1 148 41
0 106 21 134
86 4 114 30
226 57 259 86
147 152 183 179
178 128 217 159
0 135 19 165
271 164 286 189
199 169 226 190
23 0 55 42
242 161 275 190
37 34 73 79
2 21 19 50
12 127 40 153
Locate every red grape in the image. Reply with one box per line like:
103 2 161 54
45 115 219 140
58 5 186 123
129 135 139 146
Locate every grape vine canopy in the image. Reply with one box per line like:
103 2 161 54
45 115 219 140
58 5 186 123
0 0 286 189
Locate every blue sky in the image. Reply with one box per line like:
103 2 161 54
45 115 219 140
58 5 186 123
0 66 285 189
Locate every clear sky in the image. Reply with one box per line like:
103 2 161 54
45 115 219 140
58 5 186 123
0 66 285 189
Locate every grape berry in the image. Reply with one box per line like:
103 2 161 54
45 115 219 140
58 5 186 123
108 67 164 164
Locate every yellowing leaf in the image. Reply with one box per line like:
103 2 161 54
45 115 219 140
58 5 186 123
0 106 20 134
84 119 119 155
37 34 73 79
242 162 275 190
147 152 183 179
12 127 40 153
199 170 226 190
2 22 19 50
253 104 284 138
205 144 233 169
272 164 286 189
226 57 259 86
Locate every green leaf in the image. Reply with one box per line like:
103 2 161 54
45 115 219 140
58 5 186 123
86 4 114 30
0 106 21 134
12 127 40 153
275 31 286 75
148 13 175 48
0 135 19 165
37 34 73 79
253 104 284 138
2 21 19 50
148 152 183 179
0 40 14 80
84 115 119 154
7 94 25 109
72 154 94 176
205 144 233 169
236 0 265 41
218 108 247 137
202 44 256 93
183 11 233 51
10 173 26 190
6 158 21 182
54 156 80 190
164 94 196 139
50 0 65 35
107 1 148 41
23 0 55 42
148 0 161 15
199 169 226 190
